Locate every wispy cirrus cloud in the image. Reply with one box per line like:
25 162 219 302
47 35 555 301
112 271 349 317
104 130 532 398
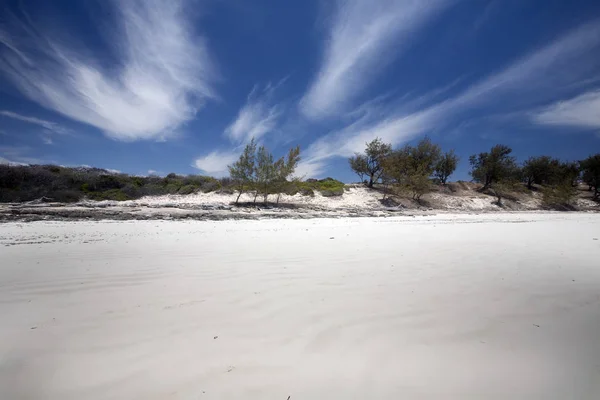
193 81 287 176
0 110 71 135
533 89 600 129
193 149 239 177
298 19 600 176
0 145 50 165
300 0 455 120
224 82 284 144
0 0 216 141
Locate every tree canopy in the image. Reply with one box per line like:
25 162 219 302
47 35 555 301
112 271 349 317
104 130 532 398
348 138 392 187
469 144 520 189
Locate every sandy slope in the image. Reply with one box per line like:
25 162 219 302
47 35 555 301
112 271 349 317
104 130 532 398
2 186 598 222
1 214 600 399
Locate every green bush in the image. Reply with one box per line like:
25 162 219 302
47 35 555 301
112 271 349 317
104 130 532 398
178 184 198 195
296 177 345 196
300 187 315 197
87 189 130 201
52 190 82 202
165 183 182 194
321 188 344 197
542 184 577 210
201 180 221 192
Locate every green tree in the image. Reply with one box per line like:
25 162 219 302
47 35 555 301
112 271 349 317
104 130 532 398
348 154 368 183
272 146 301 203
522 156 561 189
348 138 392 187
558 161 580 187
541 183 577 209
407 137 441 176
469 144 520 189
228 138 257 204
434 149 459 185
255 145 275 202
580 154 600 198
381 137 443 201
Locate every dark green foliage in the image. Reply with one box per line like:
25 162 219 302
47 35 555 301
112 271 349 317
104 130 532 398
320 188 344 197
296 177 345 195
0 164 222 203
86 189 130 201
541 184 577 210
349 138 392 187
434 150 459 185
228 139 257 203
522 156 565 189
227 139 302 203
580 154 600 198
299 187 315 197
469 145 520 189
177 184 197 195
381 137 448 200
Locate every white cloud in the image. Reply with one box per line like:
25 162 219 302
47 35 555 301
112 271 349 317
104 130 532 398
446 21 600 110
41 136 53 145
298 20 600 173
0 145 47 165
193 150 239 177
297 107 438 177
0 110 70 135
224 83 284 144
533 90 600 129
300 0 454 119
0 156 28 166
0 0 215 141
293 160 328 179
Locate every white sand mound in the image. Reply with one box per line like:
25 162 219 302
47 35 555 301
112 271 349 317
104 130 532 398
1 213 600 399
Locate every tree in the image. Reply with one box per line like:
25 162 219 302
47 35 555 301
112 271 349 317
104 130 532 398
522 156 560 189
541 183 577 210
348 154 368 183
349 138 392 187
272 146 301 203
407 137 441 176
255 145 275 202
228 139 256 204
558 161 580 187
434 150 459 184
580 154 600 198
469 144 520 189
380 137 443 201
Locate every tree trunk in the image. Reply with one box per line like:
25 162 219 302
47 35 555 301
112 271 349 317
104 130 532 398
253 191 259 203
368 175 374 188
235 190 242 204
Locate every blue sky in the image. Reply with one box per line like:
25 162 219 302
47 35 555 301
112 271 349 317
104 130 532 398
1 0 599 182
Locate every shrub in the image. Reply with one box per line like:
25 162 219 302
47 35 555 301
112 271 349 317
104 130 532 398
121 183 142 198
164 184 179 194
201 180 221 193
300 187 315 196
321 188 344 197
52 190 82 203
178 184 198 195
542 184 577 210
86 189 130 201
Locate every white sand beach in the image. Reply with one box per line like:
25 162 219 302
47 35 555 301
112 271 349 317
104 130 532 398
1 213 600 399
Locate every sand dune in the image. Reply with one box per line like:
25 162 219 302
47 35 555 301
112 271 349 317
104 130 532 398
1 214 600 399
